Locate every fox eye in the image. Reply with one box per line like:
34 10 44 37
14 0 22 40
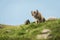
34 12 35 14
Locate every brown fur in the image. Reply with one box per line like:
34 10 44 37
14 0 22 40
31 10 45 23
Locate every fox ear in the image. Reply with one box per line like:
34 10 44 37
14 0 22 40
31 11 32 13
36 10 38 15
31 11 33 16
36 9 38 11
36 10 38 13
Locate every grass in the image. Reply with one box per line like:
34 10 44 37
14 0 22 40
0 19 60 40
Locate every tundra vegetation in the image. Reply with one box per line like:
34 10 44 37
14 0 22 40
0 19 60 40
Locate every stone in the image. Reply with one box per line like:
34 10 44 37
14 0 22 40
36 29 52 39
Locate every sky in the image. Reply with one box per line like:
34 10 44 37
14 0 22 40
0 0 60 25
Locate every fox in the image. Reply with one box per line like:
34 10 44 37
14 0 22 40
31 10 45 24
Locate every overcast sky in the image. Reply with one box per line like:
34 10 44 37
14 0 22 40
0 0 60 25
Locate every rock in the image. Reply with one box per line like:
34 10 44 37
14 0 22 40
47 17 57 21
5 30 12 33
41 29 51 34
36 29 52 40
36 34 48 39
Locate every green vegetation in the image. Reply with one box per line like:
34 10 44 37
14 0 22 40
0 19 60 40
